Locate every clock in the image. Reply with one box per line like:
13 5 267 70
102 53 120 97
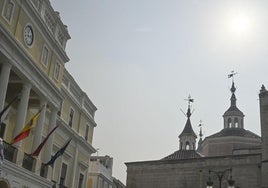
24 25 34 46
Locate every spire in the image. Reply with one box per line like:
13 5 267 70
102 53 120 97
197 120 203 152
230 81 237 107
198 120 203 139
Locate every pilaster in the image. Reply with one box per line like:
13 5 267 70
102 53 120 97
44 107 57 180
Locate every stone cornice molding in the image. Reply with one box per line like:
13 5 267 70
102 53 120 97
57 117 97 154
2 160 53 187
61 87 97 127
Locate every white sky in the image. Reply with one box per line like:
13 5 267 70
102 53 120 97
51 0 268 184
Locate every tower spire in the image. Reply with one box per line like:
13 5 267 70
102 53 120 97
197 120 203 152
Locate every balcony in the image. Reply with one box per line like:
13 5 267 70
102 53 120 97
3 141 17 163
22 153 36 171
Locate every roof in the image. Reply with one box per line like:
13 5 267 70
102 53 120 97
223 105 244 117
162 150 203 160
206 128 260 139
179 118 197 138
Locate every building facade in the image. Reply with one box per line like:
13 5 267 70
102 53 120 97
0 0 98 187
88 155 125 188
126 82 268 188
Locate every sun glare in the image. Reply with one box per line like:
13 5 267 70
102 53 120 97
229 14 251 37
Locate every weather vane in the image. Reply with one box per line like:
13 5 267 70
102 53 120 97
228 70 238 81
184 95 194 107
180 95 194 117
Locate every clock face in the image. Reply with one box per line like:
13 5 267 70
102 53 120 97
24 25 34 46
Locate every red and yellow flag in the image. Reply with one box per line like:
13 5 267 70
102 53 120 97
11 108 42 144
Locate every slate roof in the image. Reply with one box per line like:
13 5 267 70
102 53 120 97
179 118 197 138
162 150 203 160
207 128 260 139
223 105 244 116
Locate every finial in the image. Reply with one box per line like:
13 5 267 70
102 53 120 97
260 85 267 93
230 81 236 93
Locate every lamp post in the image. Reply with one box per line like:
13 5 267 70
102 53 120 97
206 168 235 188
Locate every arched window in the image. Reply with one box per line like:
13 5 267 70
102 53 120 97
186 141 190 150
228 118 232 128
234 118 239 128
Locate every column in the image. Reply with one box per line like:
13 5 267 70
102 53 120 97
0 63 12 111
31 99 47 153
45 107 57 180
32 100 47 174
13 82 31 141
13 82 31 165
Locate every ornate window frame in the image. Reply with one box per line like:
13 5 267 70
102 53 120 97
1 0 15 24
53 61 61 80
41 44 50 67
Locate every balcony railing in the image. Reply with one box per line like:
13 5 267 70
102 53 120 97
59 184 68 188
22 153 36 171
3 141 17 163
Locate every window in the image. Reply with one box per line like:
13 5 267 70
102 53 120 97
228 118 232 128
85 124 89 141
60 163 68 186
54 62 60 80
234 118 239 128
78 173 84 188
41 45 49 66
185 141 190 150
2 0 14 23
68 108 74 127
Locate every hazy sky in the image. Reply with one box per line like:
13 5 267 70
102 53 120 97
51 0 268 183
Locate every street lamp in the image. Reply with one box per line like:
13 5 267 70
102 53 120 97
206 168 235 188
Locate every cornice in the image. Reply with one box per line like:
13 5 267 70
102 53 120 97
61 87 97 126
2 160 53 187
57 117 97 154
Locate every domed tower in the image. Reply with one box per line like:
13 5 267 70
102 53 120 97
178 96 197 150
223 81 244 129
200 72 261 157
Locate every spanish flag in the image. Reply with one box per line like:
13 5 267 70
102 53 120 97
11 108 43 144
